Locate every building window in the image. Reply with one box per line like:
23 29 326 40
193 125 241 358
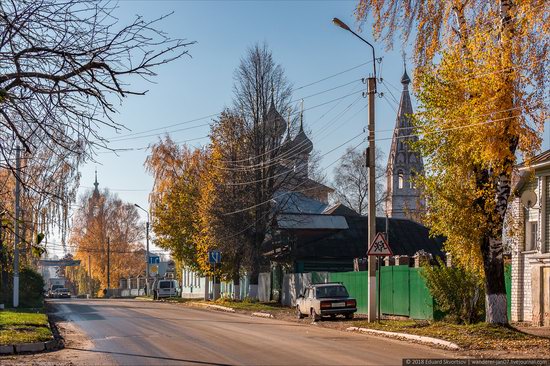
398 171 404 189
525 220 537 251
410 172 416 189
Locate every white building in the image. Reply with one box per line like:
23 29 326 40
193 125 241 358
506 150 550 326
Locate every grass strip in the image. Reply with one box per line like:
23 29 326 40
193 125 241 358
0 309 53 345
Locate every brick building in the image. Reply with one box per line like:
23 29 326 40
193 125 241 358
506 150 550 326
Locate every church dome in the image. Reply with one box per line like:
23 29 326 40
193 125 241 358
401 69 411 85
266 99 287 138
291 115 313 156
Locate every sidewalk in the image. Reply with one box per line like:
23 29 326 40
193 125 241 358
515 325 550 339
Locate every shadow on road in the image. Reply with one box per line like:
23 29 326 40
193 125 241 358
65 347 234 366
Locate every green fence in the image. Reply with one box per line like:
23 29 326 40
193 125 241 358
329 271 369 314
330 266 434 319
330 264 512 321
378 266 435 319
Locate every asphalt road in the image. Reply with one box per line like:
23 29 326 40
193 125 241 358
48 298 453 366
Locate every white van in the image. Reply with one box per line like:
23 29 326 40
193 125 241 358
152 279 180 300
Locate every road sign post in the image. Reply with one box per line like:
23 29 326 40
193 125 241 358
208 250 221 300
367 232 393 323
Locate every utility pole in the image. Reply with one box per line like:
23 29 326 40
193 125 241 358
13 146 21 308
332 17 378 322
145 220 150 295
88 255 91 297
134 204 150 296
107 236 110 293
367 76 377 322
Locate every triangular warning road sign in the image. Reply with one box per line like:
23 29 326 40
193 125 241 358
367 232 393 256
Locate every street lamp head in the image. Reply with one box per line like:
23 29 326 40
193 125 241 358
332 18 351 32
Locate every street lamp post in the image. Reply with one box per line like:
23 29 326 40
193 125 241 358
333 17 378 322
135 204 150 296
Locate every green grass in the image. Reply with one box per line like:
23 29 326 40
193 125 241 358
0 309 53 345
352 319 550 350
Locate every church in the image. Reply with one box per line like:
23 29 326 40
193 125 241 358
263 67 442 273
386 68 424 221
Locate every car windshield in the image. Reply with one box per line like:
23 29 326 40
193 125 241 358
315 285 349 298
159 281 172 289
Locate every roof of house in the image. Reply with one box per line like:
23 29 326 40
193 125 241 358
276 213 349 230
264 214 444 260
273 191 328 214
517 149 550 170
322 202 360 216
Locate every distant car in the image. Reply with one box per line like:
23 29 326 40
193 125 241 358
48 284 64 298
296 283 357 322
152 279 180 300
53 288 71 299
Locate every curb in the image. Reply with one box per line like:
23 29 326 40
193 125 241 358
188 301 236 313
0 339 61 355
251 312 274 319
206 304 236 313
346 327 461 350
0 313 66 355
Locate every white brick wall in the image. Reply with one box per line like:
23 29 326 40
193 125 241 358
508 174 545 322
508 198 525 321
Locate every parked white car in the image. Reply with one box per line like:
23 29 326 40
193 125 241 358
296 283 357 322
152 279 180 300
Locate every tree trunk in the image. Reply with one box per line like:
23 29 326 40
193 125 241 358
232 270 240 300
480 235 508 324
248 260 260 299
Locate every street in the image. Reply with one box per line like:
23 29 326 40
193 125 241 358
41 298 453 365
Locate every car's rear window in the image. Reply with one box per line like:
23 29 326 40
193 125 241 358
316 285 349 298
159 281 172 289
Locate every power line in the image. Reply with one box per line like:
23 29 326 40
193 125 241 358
222 137 367 216
294 60 372 91
213 87 365 170
106 60 373 142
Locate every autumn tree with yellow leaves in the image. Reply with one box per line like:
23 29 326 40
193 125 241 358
195 111 257 297
69 189 144 295
356 0 549 323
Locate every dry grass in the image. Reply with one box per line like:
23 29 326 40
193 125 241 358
352 319 550 351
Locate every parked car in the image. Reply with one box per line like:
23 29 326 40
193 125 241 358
53 288 71 299
152 279 180 300
296 283 357 322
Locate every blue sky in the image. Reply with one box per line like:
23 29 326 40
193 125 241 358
54 0 548 255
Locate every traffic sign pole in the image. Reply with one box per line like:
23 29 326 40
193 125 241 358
368 232 392 323
377 256 381 323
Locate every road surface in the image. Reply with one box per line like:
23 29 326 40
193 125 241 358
44 298 452 365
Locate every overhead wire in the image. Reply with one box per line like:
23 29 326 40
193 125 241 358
105 59 373 142
213 85 366 170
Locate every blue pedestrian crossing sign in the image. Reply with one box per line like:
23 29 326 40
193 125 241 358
148 256 160 264
208 250 221 264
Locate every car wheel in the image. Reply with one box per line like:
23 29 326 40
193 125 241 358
311 308 320 323
345 313 354 320
296 306 304 319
